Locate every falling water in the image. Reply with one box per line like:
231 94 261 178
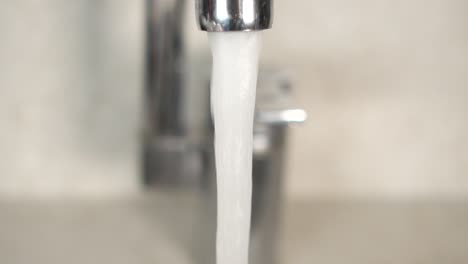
208 32 262 264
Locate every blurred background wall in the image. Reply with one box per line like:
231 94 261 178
266 0 468 199
0 1 144 197
1 0 467 199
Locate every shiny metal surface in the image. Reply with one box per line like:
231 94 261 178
196 0 273 32
257 109 307 125
145 0 187 138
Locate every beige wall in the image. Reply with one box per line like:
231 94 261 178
1 0 467 199
270 0 468 198
0 1 143 197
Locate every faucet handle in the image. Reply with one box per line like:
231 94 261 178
255 68 307 125
253 68 307 156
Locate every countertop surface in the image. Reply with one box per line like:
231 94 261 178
280 199 468 264
1 194 467 264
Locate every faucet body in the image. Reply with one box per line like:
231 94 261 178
144 0 304 263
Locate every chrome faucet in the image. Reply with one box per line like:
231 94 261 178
144 1 305 263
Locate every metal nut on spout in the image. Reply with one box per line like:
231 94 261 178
196 0 273 32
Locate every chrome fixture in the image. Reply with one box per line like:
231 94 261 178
197 0 273 32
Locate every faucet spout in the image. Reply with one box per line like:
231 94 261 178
196 0 273 32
